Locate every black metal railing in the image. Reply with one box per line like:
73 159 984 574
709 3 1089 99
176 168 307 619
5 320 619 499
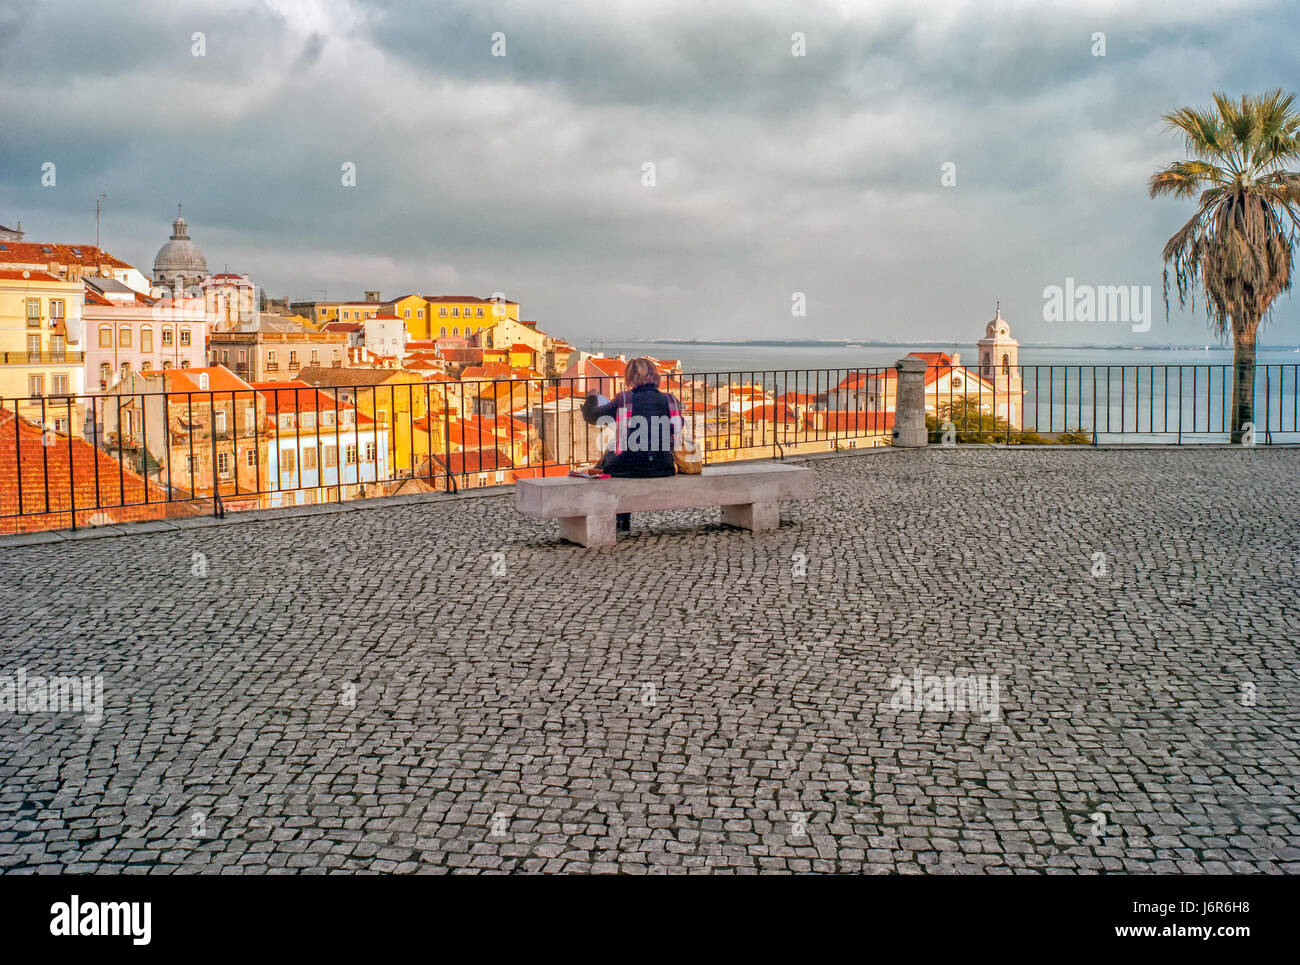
924 363 1299 444
1 363 1295 534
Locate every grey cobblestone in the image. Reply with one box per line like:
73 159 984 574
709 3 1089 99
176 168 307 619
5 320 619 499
1 447 1298 873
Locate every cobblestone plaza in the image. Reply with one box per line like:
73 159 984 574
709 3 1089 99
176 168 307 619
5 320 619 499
2 447 1298 873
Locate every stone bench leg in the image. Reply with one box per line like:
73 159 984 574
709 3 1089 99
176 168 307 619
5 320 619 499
721 500 779 532
558 513 617 548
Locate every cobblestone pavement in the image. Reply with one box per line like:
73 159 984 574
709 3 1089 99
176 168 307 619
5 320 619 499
1 447 1298 874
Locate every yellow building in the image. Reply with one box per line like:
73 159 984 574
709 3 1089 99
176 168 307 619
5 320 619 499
0 269 86 429
389 294 432 338
289 293 387 330
427 295 518 340
293 366 429 475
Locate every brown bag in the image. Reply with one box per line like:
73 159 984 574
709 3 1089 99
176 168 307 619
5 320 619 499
673 437 703 474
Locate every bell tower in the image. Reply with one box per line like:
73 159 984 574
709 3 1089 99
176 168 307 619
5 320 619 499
977 303 1022 429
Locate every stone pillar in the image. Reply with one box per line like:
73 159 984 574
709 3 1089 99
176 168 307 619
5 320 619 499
892 355 928 447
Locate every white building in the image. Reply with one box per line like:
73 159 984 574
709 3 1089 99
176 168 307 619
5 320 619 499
253 380 390 506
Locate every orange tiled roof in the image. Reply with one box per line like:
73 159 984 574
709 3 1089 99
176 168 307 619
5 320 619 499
742 404 798 424
0 269 66 283
0 407 197 534
433 447 514 474
587 357 626 377
811 411 894 432
0 241 134 270
251 380 373 422
165 366 255 395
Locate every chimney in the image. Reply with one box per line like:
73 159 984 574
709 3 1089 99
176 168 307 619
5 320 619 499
364 291 381 302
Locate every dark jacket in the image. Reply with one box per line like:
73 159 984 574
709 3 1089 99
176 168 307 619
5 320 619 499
582 384 682 478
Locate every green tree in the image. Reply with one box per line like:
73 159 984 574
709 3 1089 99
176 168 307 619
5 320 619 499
925 398 1089 445
1149 90 1300 442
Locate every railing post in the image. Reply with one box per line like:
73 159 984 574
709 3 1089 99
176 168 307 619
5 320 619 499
892 356 928 448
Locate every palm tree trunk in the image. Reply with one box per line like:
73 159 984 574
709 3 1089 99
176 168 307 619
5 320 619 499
1230 329 1256 443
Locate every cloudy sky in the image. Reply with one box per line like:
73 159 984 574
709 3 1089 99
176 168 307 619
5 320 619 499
2 0 1299 345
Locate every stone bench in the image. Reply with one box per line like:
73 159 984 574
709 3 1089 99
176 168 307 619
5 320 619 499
515 462 815 547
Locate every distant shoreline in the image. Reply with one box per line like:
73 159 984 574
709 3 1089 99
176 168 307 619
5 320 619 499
607 337 1299 351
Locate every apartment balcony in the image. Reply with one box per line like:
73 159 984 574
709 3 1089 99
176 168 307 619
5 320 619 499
0 350 85 365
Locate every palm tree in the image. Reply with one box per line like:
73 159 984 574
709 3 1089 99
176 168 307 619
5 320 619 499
1148 90 1300 441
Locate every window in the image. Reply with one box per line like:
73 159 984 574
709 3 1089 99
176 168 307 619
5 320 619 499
268 349 277 366
289 350 298 368
343 311 350 320
246 449 256 468
53 417 69 434
302 411 316 429
310 350 319 366
180 327 191 347
163 361 173 370
51 374 68 395
439 307 447 316
26 299 40 326
99 325 112 348
440 327 446 337
215 410 227 432
324 445 338 468
280 414 294 430
221 349 229 363
344 444 357 465
1001 354 1010 376
141 327 153 353
417 309 424 319
181 360 190 369
99 363 111 387
476 308 484 317
28 375 44 397
452 327 459 336
452 308 459 316
51 299 65 319
162 328 173 346
403 309 411 319
376 408 387 425
303 447 317 470
141 361 152 372
322 410 335 426
118 327 132 348
280 449 296 473
27 334 41 358
120 362 131 381
364 441 377 461
217 451 231 477
245 408 256 432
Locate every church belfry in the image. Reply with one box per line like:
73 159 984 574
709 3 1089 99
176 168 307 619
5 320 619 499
977 304 1022 429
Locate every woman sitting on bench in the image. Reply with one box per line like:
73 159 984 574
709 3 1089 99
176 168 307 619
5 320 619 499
581 356 683 532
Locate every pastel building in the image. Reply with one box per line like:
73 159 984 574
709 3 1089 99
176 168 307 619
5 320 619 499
254 380 389 506
0 268 85 430
83 280 208 394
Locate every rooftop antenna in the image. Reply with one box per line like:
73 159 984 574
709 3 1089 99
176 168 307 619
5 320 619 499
95 194 107 248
